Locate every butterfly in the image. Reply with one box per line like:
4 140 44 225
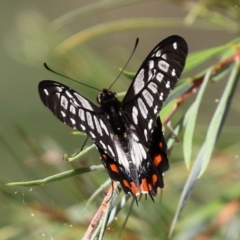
39 35 188 200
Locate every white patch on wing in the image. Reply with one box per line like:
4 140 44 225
60 96 68 109
155 50 161 57
132 132 139 142
172 68 176 76
100 119 109 135
148 70 153 81
78 109 85 121
43 89 49 96
148 60 154 69
154 105 158 114
86 112 94 129
56 86 62 92
173 42 177 49
144 129 148 141
132 106 138 125
93 116 102 136
115 142 129 169
156 73 164 82
70 105 76 114
61 111 66 117
99 140 106 149
158 60 169 72
90 131 96 139
65 91 73 98
148 119 153 130
133 69 145 94
80 124 86 131
142 89 153 107
138 143 147 159
137 98 148 119
108 145 115 157
130 138 147 168
159 92 163 100
162 53 167 59
148 82 157 94
166 81 170 89
74 93 93 110
70 118 76 125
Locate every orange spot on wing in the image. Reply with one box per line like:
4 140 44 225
123 179 131 189
152 174 158 186
130 182 139 195
153 154 162 166
110 164 118 173
140 178 149 192
159 142 163 149
123 180 140 195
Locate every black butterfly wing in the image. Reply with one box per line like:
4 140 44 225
39 80 116 158
122 35 188 147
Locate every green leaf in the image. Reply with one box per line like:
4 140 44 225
183 69 211 168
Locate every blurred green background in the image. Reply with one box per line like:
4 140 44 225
0 1 240 239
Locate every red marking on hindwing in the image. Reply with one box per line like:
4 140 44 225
109 163 118 173
140 178 149 192
153 153 162 166
152 174 158 186
102 154 108 160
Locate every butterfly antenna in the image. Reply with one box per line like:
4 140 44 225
44 63 101 92
108 38 139 90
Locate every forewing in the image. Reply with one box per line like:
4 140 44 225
39 81 116 158
122 35 188 146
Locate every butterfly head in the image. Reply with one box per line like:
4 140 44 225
97 89 118 106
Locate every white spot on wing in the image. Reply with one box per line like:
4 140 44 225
80 124 86 130
43 89 49 96
154 105 158 114
148 70 153 81
132 132 139 142
74 93 93 110
172 69 176 76
78 109 85 121
100 119 109 135
133 69 145 94
159 92 163 100
115 142 129 170
100 140 106 149
70 105 76 114
158 60 169 72
166 81 170 89
61 111 66 117
65 91 72 98
86 112 94 129
156 50 161 57
108 145 115 157
93 116 102 136
70 118 76 125
138 143 147 159
148 82 157 94
60 96 68 109
142 89 153 107
148 60 154 69
137 98 148 119
173 42 177 49
90 131 96 139
162 53 167 59
144 129 148 141
132 106 138 125
156 73 163 82
148 119 153 130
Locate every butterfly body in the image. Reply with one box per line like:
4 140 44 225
39 35 188 199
